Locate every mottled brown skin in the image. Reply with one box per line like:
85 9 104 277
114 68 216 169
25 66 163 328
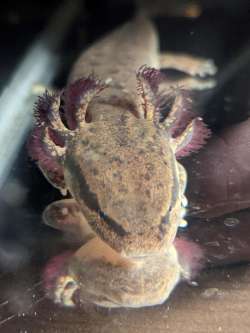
65 111 185 256
30 16 217 308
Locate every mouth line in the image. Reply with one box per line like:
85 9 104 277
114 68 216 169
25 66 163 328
98 209 128 237
67 158 128 237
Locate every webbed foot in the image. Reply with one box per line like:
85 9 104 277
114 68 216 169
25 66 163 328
43 199 95 242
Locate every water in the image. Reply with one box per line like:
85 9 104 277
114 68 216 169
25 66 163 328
1 0 250 331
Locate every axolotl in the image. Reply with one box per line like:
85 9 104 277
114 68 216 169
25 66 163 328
28 16 217 308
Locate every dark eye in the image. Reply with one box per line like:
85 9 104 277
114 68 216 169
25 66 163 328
99 210 106 219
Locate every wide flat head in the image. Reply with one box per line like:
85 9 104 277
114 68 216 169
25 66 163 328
64 110 181 255
28 70 209 256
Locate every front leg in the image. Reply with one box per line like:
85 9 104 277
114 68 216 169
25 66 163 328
43 199 95 243
159 52 217 77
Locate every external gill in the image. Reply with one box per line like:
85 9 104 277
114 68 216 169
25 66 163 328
65 76 106 128
159 87 211 157
27 91 66 191
28 76 106 191
46 93 72 137
135 66 211 158
162 87 194 136
172 117 211 158
136 65 164 121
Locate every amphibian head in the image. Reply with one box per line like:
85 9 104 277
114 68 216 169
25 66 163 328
28 67 209 256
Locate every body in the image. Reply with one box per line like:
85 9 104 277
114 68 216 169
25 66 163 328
29 16 216 308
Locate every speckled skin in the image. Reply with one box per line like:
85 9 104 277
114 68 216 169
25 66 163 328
30 16 216 308
65 111 185 256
